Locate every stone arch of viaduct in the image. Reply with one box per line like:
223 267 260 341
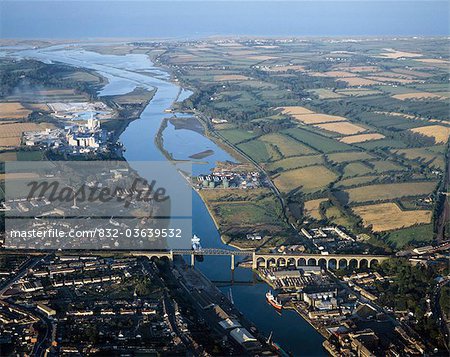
252 253 389 269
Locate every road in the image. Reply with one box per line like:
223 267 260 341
432 279 449 351
436 144 450 241
0 255 53 356
29 308 54 357
0 256 43 297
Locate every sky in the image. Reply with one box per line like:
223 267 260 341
0 1 448 39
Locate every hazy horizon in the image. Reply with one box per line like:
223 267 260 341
1 1 449 39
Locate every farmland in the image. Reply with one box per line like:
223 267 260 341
265 155 324 172
273 165 338 194
345 181 437 203
303 198 327 220
410 125 450 144
0 102 31 119
340 133 385 144
160 37 449 251
393 92 445 101
198 188 292 248
0 122 55 148
314 122 367 135
353 202 432 232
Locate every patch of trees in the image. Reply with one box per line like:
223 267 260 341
0 59 99 99
183 84 294 133
374 258 449 349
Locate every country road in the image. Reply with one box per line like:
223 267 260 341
436 144 450 241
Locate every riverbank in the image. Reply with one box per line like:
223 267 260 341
256 269 331 341
5 44 325 356
103 87 157 143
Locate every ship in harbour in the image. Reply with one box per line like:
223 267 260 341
266 290 282 311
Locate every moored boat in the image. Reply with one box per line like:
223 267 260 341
266 290 282 311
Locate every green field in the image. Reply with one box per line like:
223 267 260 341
336 175 379 188
386 224 434 249
283 128 352 153
342 162 373 178
266 155 324 172
368 160 406 173
237 140 272 162
327 151 374 163
219 128 259 144
273 165 338 194
259 133 317 158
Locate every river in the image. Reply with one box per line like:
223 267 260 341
5 44 325 356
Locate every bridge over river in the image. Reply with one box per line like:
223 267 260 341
131 249 390 270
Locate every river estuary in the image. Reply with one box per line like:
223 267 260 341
8 45 325 356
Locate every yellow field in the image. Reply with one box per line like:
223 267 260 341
36 89 76 96
310 71 357 78
379 49 422 59
315 121 367 135
214 74 250 81
374 111 416 119
0 137 21 147
304 198 327 220
0 172 40 180
265 65 305 72
28 103 50 111
0 152 17 161
339 133 385 144
410 125 450 144
273 165 338 194
353 202 432 232
338 77 381 86
415 58 449 64
292 113 347 125
346 181 437 203
277 106 314 115
0 122 54 148
0 123 52 138
0 102 31 119
393 92 445 100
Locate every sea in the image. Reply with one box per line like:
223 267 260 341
0 1 449 39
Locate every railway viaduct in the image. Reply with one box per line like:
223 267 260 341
131 249 390 270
